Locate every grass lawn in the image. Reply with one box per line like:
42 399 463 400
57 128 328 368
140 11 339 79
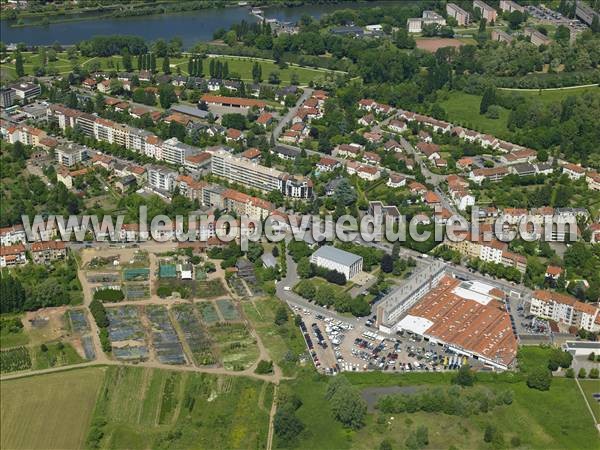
243 297 306 377
499 85 600 104
90 366 270 449
280 366 598 450
0 367 105 450
0 314 28 349
440 91 511 138
578 379 600 420
516 345 554 373
2 51 330 85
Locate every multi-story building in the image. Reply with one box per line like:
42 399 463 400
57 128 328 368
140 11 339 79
530 290 600 332
446 3 471 25
523 27 552 46
499 0 524 13
147 166 178 192
55 143 89 167
575 0 600 26
162 137 198 166
30 241 67 264
0 87 16 108
407 10 446 33
473 0 497 22
491 30 514 44
0 243 27 268
210 149 312 198
222 189 274 220
0 225 26 246
9 82 41 102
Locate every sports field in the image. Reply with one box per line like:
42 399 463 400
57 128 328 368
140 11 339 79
0 367 105 450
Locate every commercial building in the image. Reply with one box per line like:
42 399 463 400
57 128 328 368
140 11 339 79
210 149 312 198
376 260 446 331
446 3 471 26
200 94 266 110
9 82 41 101
309 245 363 281
530 290 600 333
473 0 497 22
393 275 517 370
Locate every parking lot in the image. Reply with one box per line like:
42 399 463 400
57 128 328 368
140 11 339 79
292 305 485 375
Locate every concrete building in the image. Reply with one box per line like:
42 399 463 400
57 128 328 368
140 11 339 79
376 260 446 331
407 10 446 33
210 149 312 198
0 87 16 108
30 241 67 264
473 0 497 22
9 82 41 101
162 137 198 166
530 290 600 333
491 29 514 44
523 27 552 46
147 166 178 192
499 0 524 13
309 245 363 281
446 3 471 26
55 143 89 167
575 0 600 26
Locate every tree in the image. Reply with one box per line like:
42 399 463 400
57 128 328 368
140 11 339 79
274 407 304 444
480 86 496 114
252 61 263 82
527 367 552 391
507 11 525 29
590 368 599 379
326 377 366 429
162 55 171 74
537 149 549 162
453 364 476 386
297 257 313 278
381 254 393 273
15 51 24 77
588 352 596 361
274 305 289 325
122 50 132 72
159 83 177 109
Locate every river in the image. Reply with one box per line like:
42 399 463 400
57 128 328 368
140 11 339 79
0 1 403 47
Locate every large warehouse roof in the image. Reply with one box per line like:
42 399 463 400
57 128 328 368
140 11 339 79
404 275 517 368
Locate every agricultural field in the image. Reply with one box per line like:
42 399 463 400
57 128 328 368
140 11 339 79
0 346 32 373
216 298 241 321
0 367 105 450
171 304 216 365
198 301 221 324
209 322 259 371
31 341 86 370
87 366 271 449
243 298 307 377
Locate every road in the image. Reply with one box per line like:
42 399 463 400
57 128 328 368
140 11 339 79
271 87 313 141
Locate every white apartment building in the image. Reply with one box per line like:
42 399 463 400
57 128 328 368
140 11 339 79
446 3 470 25
530 290 600 332
147 166 178 192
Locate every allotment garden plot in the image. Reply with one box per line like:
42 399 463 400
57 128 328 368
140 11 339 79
171 304 216 365
106 306 149 361
145 306 186 365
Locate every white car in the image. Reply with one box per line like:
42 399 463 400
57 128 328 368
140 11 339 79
283 286 291 291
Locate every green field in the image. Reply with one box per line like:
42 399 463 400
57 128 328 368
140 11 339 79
277 368 599 450
88 366 271 449
499 85 600 105
1 51 331 85
579 379 600 420
0 367 105 450
439 91 511 138
243 297 306 377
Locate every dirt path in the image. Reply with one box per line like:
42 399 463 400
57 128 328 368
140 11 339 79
266 384 279 450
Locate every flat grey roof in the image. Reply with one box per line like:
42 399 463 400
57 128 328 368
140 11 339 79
312 245 362 267
170 104 210 119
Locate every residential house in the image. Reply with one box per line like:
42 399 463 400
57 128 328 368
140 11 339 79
30 241 67 264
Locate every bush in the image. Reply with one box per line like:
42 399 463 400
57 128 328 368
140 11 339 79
453 364 476 386
93 288 124 302
255 360 273 374
578 368 587 378
565 367 575 378
589 368 599 379
526 367 552 391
